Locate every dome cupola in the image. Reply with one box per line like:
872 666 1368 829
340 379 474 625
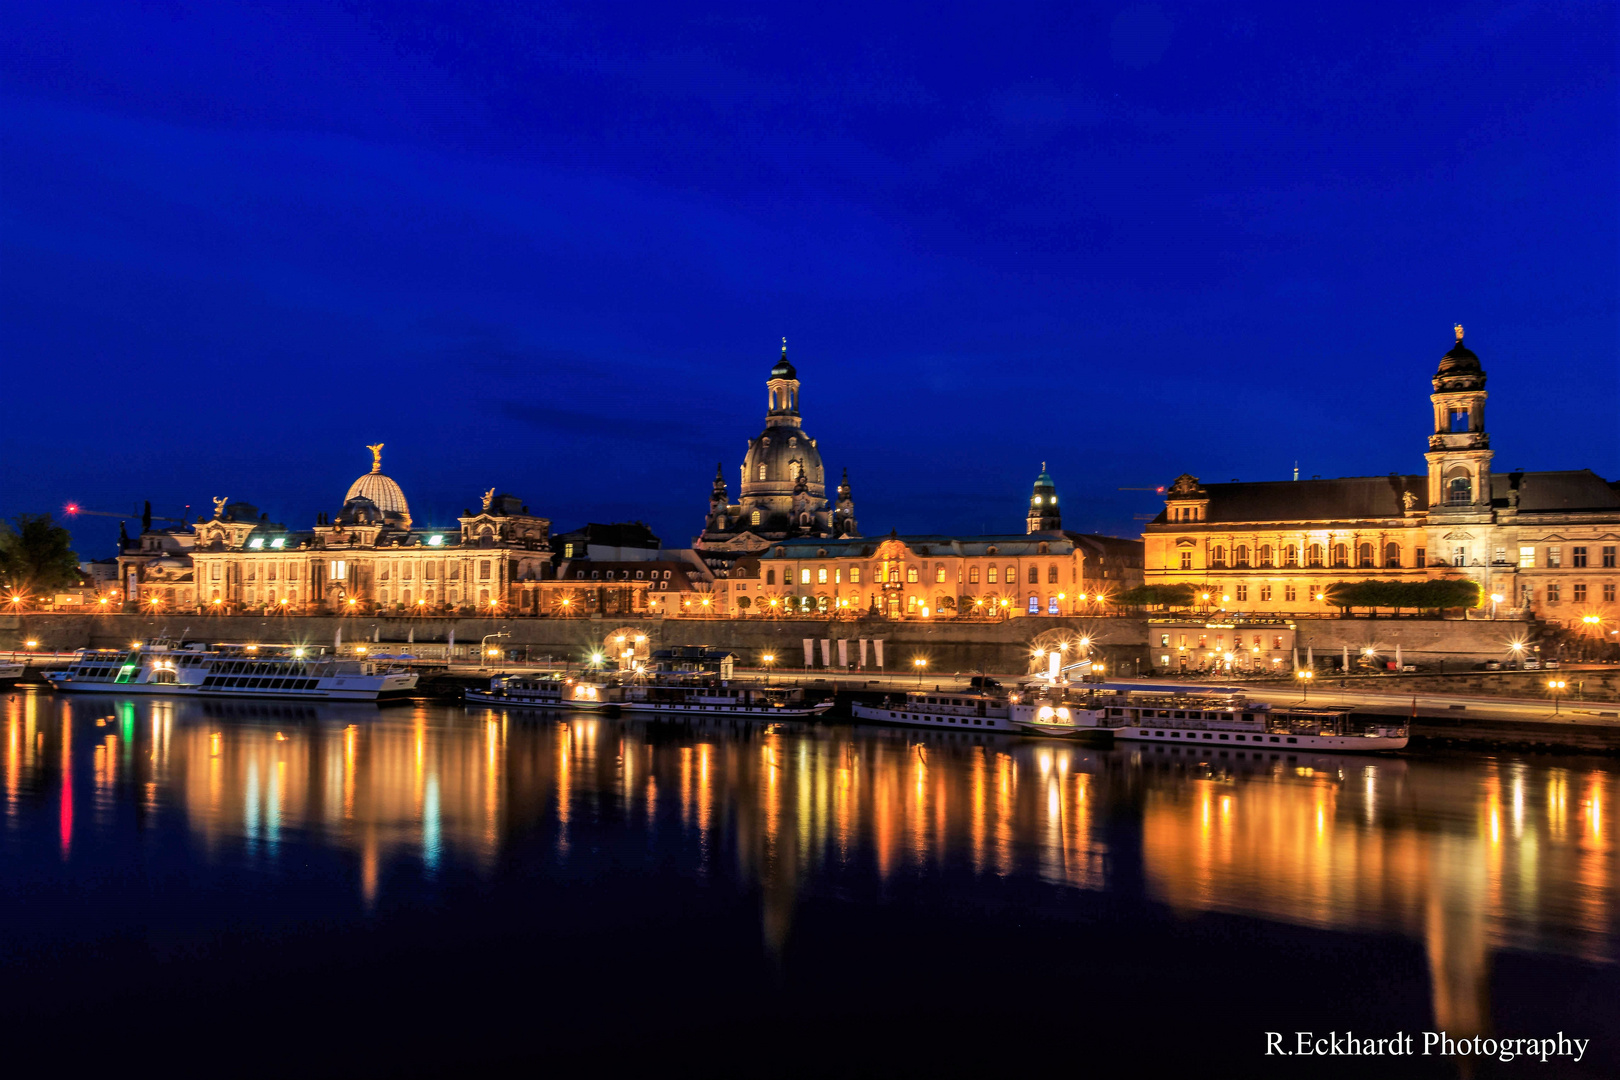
344 443 411 529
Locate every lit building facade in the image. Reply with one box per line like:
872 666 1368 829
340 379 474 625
1143 328 1620 627
158 446 555 616
697 342 858 557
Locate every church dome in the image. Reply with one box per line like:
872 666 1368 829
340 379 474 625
1436 325 1482 377
741 429 825 499
344 444 411 527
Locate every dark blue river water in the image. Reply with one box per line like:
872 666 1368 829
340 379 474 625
1 689 1615 1077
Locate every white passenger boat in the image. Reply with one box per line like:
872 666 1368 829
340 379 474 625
0 661 25 686
849 677 1017 732
620 679 833 719
1092 689 1408 752
465 674 618 712
44 641 417 702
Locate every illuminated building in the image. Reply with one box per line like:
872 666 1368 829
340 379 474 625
697 342 859 557
1143 327 1620 626
182 445 554 615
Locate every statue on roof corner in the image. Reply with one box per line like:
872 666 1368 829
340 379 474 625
482 488 496 512
211 495 229 518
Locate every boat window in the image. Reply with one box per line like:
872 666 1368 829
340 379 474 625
1203 734 1213 739
1235 735 1245 741
1269 736 1280 743
1173 711 1185 719
1242 713 1253 722
1219 734 1229 740
1171 732 1181 738
1286 737 1297 744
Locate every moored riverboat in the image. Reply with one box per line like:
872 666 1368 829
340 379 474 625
850 677 1016 732
1094 689 1408 752
44 640 417 702
619 679 832 719
465 674 619 712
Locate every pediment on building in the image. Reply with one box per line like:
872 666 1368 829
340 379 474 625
1175 537 1198 547
1440 529 1477 541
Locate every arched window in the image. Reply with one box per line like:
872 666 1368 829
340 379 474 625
1384 542 1401 568
1005 565 1015 584
907 567 919 583
888 568 900 583
1028 595 1040 614
1047 597 1060 614
1285 544 1298 567
969 566 980 584
1028 566 1039 584
1447 476 1472 505
1307 544 1323 568
1212 545 1226 567
1331 543 1348 568
1235 544 1249 567
766 569 775 585
751 510 761 526
987 566 998 584
758 464 767 481
1258 544 1273 567
1357 542 1374 568
1047 564 1058 583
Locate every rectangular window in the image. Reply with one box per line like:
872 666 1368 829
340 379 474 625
1179 551 1192 570
1493 547 1507 565
969 566 979 584
1548 547 1561 568
1572 546 1587 567
402 563 412 581
564 543 574 558
1547 583 1561 603
1415 548 1426 568
987 566 998 584
849 567 861 584
1519 546 1536 568
1604 546 1616 568
1259 585 1271 602
1573 583 1587 602
936 567 947 583
766 569 775 585
330 560 347 581
425 563 436 580
268 565 277 581
210 562 221 581
1160 634 1170 647
1284 585 1296 602
817 567 827 584
1273 635 1284 649
1235 584 1248 601
907 567 918 583
800 568 811 585
1605 584 1615 602
479 560 491 581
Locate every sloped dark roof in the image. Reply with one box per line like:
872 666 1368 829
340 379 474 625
1154 475 1426 524
1494 470 1620 513
554 522 661 548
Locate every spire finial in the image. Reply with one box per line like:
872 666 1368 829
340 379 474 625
1454 323 1464 342
1042 460 1047 472
781 336 787 356
367 443 384 473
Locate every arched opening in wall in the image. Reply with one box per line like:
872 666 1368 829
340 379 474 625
1331 543 1348 568
751 510 762 526
1384 542 1401 568
1446 470 1472 505
1357 542 1374 568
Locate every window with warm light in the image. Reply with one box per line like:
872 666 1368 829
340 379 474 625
906 567 918 583
800 568 811 585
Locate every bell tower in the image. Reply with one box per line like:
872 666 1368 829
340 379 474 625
1424 324 1493 515
1027 463 1062 534
765 338 801 429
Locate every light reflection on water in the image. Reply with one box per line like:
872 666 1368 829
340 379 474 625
2 690 1616 1042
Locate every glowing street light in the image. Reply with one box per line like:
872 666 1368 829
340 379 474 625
914 656 928 685
1296 668 1314 702
1547 678 1568 715
762 653 775 685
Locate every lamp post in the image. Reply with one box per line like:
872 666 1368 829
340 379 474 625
1296 668 1314 702
914 657 927 685
1490 592 1502 620
762 653 775 685
1547 678 1567 716
481 630 510 670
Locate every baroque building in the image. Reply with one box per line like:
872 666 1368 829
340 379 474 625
136 446 557 616
697 342 858 556
1143 327 1620 627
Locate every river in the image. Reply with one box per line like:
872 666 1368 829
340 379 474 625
1 690 1614 1077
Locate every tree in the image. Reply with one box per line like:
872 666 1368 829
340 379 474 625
1116 583 1197 610
0 513 82 594
1325 579 1482 615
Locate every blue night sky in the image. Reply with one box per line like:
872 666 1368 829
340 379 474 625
3 2 1615 557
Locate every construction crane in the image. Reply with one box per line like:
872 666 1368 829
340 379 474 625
63 503 190 526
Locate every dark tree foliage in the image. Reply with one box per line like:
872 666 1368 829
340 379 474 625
0 513 82 593
1115 583 1198 609
1324 579 1481 614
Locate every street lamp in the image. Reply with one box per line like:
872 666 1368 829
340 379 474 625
1490 592 1503 619
1547 678 1567 715
762 653 775 685
914 657 927 685
481 630 510 669
1296 668 1314 702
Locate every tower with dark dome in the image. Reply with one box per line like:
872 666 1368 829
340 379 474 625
1425 324 1492 519
1027 463 1061 533
698 341 857 552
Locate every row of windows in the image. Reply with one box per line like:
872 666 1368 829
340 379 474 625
202 676 320 690
764 563 1068 587
1526 583 1616 604
1521 545 1616 569
1161 634 1288 650
572 569 675 581
1204 542 1422 570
